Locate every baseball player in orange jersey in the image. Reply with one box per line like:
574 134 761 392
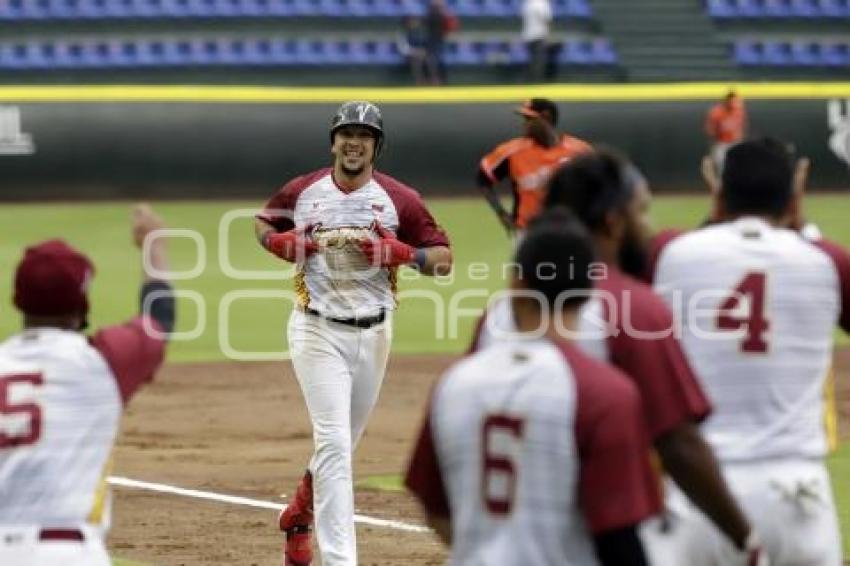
705 90 747 173
0 205 174 566
254 101 452 566
407 209 660 565
653 139 850 564
477 97 591 235
472 151 768 565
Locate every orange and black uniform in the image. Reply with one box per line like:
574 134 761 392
705 100 746 144
478 134 591 229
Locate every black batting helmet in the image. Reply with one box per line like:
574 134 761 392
330 101 385 157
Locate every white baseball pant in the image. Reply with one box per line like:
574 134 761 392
0 525 110 566
287 309 392 566
642 459 842 566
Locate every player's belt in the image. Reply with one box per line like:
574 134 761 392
39 528 84 542
304 307 386 329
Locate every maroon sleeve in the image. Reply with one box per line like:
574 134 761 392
375 171 451 248
256 168 329 232
91 316 166 405
404 391 450 518
560 343 660 534
644 228 684 284
605 276 711 440
813 238 850 333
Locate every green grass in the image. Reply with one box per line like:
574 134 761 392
1 194 847 555
0 194 847 360
357 473 406 492
830 443 850 557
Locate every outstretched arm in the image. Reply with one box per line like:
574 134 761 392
133 204 175 335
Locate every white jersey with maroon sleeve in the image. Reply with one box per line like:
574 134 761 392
258 169 449 320
0 318 165 527
472 269 712 444
654 217 848 462
405 338 658 565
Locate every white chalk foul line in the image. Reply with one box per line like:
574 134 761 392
107 476 429 534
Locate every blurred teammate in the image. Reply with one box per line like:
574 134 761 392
473 151 765 565
649 142 822 279
654 139 850 564
255 101 451 566
705 90 747 173
407 209 659 565
0 205 174 566
477 98 591 236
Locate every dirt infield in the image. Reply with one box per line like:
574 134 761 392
108 355 454 565
108 348 850 565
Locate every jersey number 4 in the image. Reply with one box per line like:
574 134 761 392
481 414 525 515
716 272 770 353
0 373 44 448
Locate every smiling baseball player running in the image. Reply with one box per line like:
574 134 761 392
255 101 452 566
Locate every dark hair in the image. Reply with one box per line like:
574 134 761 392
514 208 595 310
721 138 794 218
544 149 644 232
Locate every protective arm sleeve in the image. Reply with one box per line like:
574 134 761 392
139 279 175 336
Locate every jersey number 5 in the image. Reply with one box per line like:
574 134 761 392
0 373 44 448
716 272 769 353
481 414 525 516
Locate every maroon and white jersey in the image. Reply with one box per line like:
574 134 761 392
406 338 658 565
0 318 165 526
654 217 850 462
473 267 711 441
259 168 449 319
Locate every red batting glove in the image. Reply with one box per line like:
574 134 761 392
360 222 416 267
264 229 318 263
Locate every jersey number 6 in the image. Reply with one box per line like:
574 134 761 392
0 373 44 449
481 414 525 516
716 272 770 353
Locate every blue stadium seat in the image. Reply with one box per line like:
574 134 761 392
559 39 592 64
735 0 764 17
764 0 793 16
819 0 850 16
568 0 591 17
790 0 819 16
551 0 589 17
0 42 53 68
822 43 850 65
362 40 402 64
763 40 793 64
507 40 527 64
790 40 821 64
733 40 762 64
590 38 615 64
445 41 480 65
707 0 737 17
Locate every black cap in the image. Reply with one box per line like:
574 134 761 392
330 101 385 156
515 98 558 126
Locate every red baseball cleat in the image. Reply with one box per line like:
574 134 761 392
279 472 314 566
282 525 312 566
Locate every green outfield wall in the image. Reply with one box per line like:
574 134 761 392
0 83 848 199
